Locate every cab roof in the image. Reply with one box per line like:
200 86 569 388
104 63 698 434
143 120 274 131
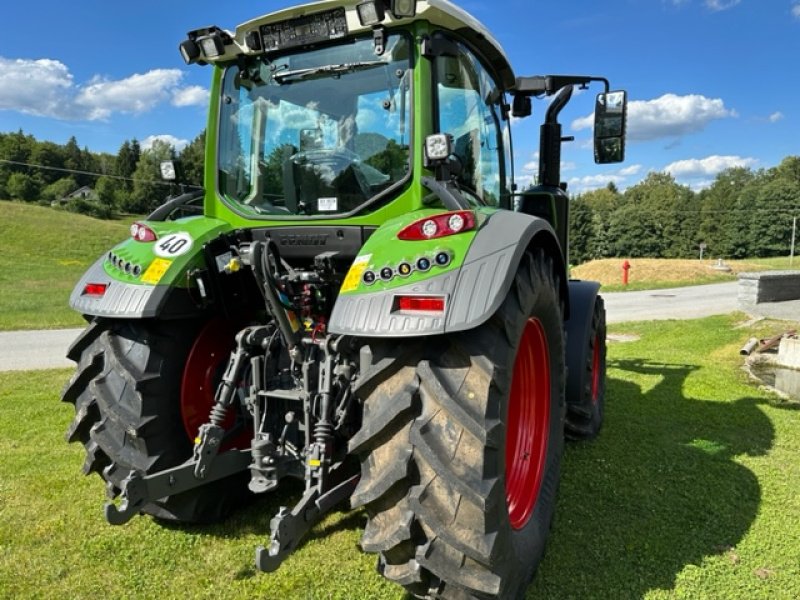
224 0 516 90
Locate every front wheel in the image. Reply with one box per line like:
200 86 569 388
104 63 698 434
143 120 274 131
61 318 251 523
350 250 566 599
565 296 606 440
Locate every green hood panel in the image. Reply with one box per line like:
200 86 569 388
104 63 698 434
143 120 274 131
338 209 490 296
102 216 233 288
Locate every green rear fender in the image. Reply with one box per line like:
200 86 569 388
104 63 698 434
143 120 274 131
328 208 565 337
69 216 233 319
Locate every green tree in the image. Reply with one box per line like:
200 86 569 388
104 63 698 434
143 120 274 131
568 194 594 265
116 140 138 191
698 167 756 258
126 140 174 213
581 183 622 258
30 141 66 186
179 131 206 188
63 136 88 186
6 172 40 202
95 176 120 209
41 177 78 203
618 172 697 258
746 176 800 257
607 202 668 257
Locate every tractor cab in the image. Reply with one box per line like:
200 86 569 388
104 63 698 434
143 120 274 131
178 0 627 250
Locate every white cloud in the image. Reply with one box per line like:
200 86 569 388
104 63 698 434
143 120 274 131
0 56 199 121
572 93 736 141
172 85 208 107
0 58 77 119
705 0 741 11
142 134 189 152
664 155 757 178
672 0 741 8
568 173 626 192
76 69 184 120
768 111 784 123
521 159 574 174
515 174 535 189
793 3 800 19
567 164 646 194
619 164 643 177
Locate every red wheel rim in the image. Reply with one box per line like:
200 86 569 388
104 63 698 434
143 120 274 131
505 318 551 531
180 318 250 449
591 334 602 405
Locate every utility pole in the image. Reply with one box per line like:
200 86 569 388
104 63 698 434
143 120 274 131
791 216 797 268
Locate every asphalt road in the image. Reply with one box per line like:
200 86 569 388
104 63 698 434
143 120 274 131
601 281 740 324
1 281 795 372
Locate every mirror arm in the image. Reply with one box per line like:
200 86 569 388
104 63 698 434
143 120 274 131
538 85 575 189
515 74 609 97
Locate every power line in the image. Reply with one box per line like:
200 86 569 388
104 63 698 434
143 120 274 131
0 158 202 190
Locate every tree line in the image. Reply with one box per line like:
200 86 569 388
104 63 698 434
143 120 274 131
568 156 800 263
0 130 205 218
3 129 799 262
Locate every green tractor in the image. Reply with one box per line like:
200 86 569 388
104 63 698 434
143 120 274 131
62 0 627 597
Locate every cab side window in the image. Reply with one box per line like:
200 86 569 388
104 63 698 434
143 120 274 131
434 40 507 206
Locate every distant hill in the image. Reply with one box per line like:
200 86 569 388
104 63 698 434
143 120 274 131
1 201 131 330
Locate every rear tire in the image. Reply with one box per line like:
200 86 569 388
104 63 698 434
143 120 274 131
350 250 566 599
564 297 606 440
61 318 250 523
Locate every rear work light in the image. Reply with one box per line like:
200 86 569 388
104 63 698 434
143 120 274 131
397 210 476 241
82 283 108 297
130 222 158 242
395 295 446 314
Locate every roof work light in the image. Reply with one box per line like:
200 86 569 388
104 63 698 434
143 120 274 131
391 0 417 18
356 1 386 26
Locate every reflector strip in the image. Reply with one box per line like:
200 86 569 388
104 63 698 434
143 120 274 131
83 283 108 297
395 295 445 313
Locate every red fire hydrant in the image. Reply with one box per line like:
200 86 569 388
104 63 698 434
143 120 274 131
622 260 631 286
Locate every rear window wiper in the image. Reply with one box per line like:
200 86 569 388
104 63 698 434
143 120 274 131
272 60 388 83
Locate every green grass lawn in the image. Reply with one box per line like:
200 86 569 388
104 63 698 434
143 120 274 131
1 315 798 599
0 201 131 330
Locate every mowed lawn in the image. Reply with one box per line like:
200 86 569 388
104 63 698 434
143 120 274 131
1 315 799 599
0 201 131 330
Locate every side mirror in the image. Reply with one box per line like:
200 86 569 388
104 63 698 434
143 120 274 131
594 90 627 164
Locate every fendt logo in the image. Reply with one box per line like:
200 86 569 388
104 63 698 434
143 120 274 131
278 234 330 246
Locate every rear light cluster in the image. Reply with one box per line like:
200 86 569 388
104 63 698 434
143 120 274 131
107 251 143 277
397 210 476 241
130 222 158 242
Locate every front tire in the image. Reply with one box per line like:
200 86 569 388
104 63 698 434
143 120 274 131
350 250 566 599
565 296 606 440
61 318 250 523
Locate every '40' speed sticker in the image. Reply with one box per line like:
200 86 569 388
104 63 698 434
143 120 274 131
154 232 193 258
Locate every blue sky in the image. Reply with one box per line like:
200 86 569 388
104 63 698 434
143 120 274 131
1 0 798 193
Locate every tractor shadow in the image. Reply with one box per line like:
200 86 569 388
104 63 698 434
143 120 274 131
528 359 774 599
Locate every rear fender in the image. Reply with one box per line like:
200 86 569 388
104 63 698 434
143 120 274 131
328 209 566 337
69 216 232 319
564 280 602 404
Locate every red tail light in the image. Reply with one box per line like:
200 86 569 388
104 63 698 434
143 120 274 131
130 222 158 242
397 211 476 241
82 283 108 297
395 295 446 313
